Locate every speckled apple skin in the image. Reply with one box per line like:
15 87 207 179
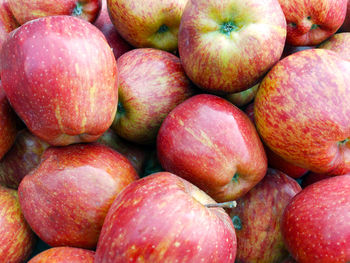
28 247 95 263
95 172 237 263
319 32 350 61
0 16 118 146
18 143 138 249
282 175 350 263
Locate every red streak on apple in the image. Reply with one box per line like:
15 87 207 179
28 247 95 263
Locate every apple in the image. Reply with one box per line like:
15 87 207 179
301 172 332 188
319 32 350 61
254 49 350 175
28 247 95 263
157 94 267 202
278 0 347 46
0 0 19 53
0 185 36 263
93 0 132 59
107 0 187 51
178 0 286 94
1 15 118 146
18 143 138 249
95 172 237 263
8 0 101 25
225 83 259 108
228 168 301 263
112 48 194 145
282 175 350 262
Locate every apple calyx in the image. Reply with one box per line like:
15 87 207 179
232 173 239 183
73 2 83 16
157 24 169 34
205 200 237 209
231 215 242 230
338 138 349 145
220 21 240 36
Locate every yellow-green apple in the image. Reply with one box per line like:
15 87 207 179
0 0 19 53
157 94 267 202
28 247 95 263
8 0 101 25
319 32 350 61
0 129 49 189
93 0 132 59
278 0 347 46
255 49 350 175
0 16 118 146
95 172 237 263
282 175 350 262
18 143 138 249
225 83 259 108
112 48 194 145
228 169 301 263
178 0 286 94
340 0 350 32
107 0 187 51
0 185 36 263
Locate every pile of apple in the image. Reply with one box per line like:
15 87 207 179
0 0 349 262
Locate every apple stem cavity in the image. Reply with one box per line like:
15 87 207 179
157 24 169 34
311 24 318 30
232 173 239 183
220 21 239 36
73 2 83 16
339 138 349 145
205 200 237 209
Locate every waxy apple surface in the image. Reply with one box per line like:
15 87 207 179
1 16 118 146
28 247 95 263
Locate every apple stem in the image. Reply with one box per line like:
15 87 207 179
205 201 237 209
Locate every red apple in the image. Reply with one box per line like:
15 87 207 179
112 48 194 144
278 0 347 46
229 169 301 263
0 0 19 53
178 0 286 94
255 49 350 175
225 83 259 108
282 175 350 262
319 32 350 61
8 0 101 25
0 185 36 263
107 0 187 51
1 16 118 146
28 247 95 263
93 0 132 59
157 94 267 202
18 143 138 249
95 172 237 263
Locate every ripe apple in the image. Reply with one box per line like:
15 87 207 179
0 185 36 263
225 83 259 108
282 175 350 262
255 49 350 175
28 247 95 263
278 0 347 46
157 94 267 202
95 172 237 263
93 0 132 59
112 48 194 145
18 143 138 249
107 0 187 51
178 0 286 94
229 169 301 263
8 0 101 25
0 0 19 53
1 16 118 146
319 32 350 61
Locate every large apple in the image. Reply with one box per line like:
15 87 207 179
112 48 194 144
8 0 101 25
282 175 350 262
0 0 19 53
157 94 267 202
28 247 95 263
229 169 301 263
107 0 187 51
254 49 350 175
0 185 36 263
319 32 350 61
278 0 347 46
18 143 138 249
95 172 237 263
0 16 118 146
178 0 286 94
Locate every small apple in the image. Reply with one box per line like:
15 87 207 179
225 83 259 108
95 172 237 263
318 32 350 61
28 247 95 263
18 143 138 249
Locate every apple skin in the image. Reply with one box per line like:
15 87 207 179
18 143 138 249
0 15 118 146
229 169 301 263
112 48 194 145
278 0 347 46
255 49 350 175
95 172 237 263
340 0 350 32
28 247 95 263
225 83 259 108
107 0 187 51
301 172 332 188
8 0 101 25
319 32 350 61
0 0 19 52
157 94 267 202
0 185 36 263
281 175 350 262
178 0 286 94
93 0 132 59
